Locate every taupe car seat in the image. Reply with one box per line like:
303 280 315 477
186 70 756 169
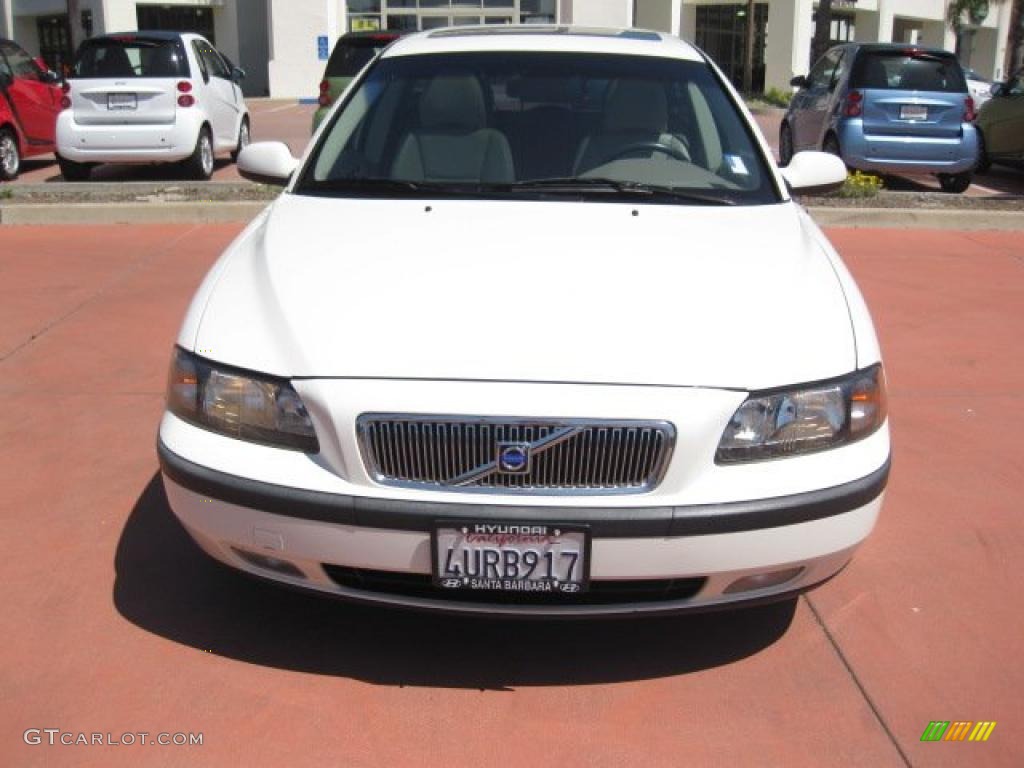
573 79 689 175
391 75 515 184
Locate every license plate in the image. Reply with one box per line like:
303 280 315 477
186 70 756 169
107 93 137 111
900 104 927 120
433 521 590 594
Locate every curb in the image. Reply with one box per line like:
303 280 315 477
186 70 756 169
0 201 269 225
2 201 1023 229
805 207 1024 230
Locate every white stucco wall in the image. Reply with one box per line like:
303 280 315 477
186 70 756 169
267 0 339 100
764 0 814 89
571 0 633 28
634 0 672 32
2 0 1017 98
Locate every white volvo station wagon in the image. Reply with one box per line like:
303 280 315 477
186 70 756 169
158 26 890 616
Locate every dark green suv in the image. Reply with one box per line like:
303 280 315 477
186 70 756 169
312 31 402 133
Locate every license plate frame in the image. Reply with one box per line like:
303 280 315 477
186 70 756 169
900 104 928 120
107 93 137 111
432 520 591 595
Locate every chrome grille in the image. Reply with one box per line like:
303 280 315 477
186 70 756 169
356 415 675 494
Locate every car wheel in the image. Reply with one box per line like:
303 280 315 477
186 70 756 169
976 130 991 174
57 156 92 182
0 128 21 181
230 117 250 162
184 126 214 181
779 122 794 166
938 172 972 194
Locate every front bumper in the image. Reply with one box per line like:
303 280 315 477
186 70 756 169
158 437 888 617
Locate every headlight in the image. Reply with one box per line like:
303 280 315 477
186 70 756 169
166 347 319 452
716 365 886 464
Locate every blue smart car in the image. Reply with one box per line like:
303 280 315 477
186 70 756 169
781 43 978 193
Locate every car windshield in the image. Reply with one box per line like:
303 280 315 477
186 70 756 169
296 51 779 205
852 50 966 92
73 37 188 79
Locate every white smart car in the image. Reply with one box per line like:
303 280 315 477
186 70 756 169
57 31 249 180
158 26 889 617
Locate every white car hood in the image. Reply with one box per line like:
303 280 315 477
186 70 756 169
190 195 856 390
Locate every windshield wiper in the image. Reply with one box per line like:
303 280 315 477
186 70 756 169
304 177 486 196
502 177 736 206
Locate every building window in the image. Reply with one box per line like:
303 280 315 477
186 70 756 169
349 1 543 33
830 12 855 45
695 4 768 92
137 5 216 43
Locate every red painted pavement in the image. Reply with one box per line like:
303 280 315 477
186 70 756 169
0 224 1021 767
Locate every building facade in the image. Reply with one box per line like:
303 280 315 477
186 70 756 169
0 0 1016 99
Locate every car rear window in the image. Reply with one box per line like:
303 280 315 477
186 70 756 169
851 50 966 93
325 37 395 78
73 38 188 79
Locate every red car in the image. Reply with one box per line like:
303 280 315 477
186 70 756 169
0 38 63 181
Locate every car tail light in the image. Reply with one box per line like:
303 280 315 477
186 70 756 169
177 94 195 107
964 95 976 122
61 81 70 93
60 96 71 109
177 81 192 93
318 79 331 107
844 90 863 117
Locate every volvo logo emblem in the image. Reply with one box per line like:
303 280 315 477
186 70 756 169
497 442 531 474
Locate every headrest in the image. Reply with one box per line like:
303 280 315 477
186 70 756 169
420 75 487 132
603 79 669 133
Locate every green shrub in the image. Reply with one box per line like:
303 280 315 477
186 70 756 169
761 87 792 108
837 171 884 198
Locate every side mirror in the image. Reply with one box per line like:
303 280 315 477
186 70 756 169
989 82 1005 98
237 142 298 186
231 66 246 84
779 151 847 195
790 75 809 89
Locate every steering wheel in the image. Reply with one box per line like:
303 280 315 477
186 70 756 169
601 140 690 166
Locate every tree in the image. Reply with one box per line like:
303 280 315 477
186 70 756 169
1008 0 1023 74
742 0 756 93
947 0 1005 59
811 0 836 67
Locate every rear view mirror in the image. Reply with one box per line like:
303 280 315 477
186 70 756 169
237 142 299 186
779 151 847 195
